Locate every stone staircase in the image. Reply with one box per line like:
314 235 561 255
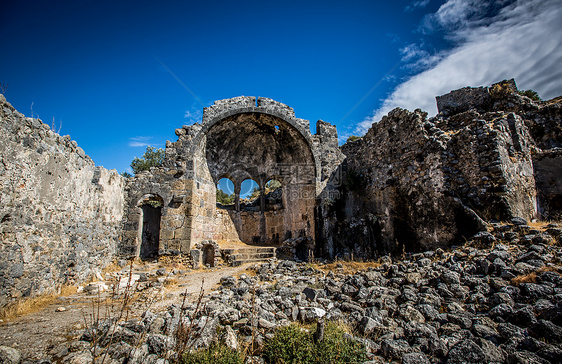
221 247 276 266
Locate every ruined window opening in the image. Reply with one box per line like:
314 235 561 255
265 178 283 211
216 177 235 209
139 195 163 260
274 125 280 133
240 178 260 211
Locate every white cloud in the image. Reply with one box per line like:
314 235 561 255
129 136 153 148
405 0 431 12
357 0 562 135
184 109 202 125
433 0 483 27
400 44 429 61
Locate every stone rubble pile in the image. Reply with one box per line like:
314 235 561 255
34 219 562 364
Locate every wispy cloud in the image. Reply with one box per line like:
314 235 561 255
184 108 203 124
129 136 153 148
356 0 562 135
405 0 430 12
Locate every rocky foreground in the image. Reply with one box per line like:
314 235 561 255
3 218 561 364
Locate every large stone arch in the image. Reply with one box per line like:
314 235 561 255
188 97 321 182
183 97 320 247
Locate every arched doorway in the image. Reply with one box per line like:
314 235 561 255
138 195 163 260
202 244 215 267
199 111 316 246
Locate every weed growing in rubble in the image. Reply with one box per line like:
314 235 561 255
262 321 366 364
182 342 244 364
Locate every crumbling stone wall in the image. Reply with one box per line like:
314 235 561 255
120 96 344 258
0 95 124 308
318 80 561 258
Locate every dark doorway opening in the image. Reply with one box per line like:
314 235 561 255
295 238 313 262
140 205 161 260
202 244 215 267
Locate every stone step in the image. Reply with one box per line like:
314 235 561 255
229 252 275 260
222 247 276 266
222 247 276 255
230 258 276 267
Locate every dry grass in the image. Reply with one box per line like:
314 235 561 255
528 220 555 231
163 277 179 286
511 266 561 286
101 260 124 276
312 260 382 274
511 272 538 286
60 284 78 296
0 284 77 321
157 255 190 271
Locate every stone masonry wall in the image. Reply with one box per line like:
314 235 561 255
318 80 560 259
0 95 124 309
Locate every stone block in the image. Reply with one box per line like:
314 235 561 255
174 227 191 239
436 86 492 116
159 229 174 241
190 249 201 269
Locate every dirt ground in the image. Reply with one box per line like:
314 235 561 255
0 263 252 361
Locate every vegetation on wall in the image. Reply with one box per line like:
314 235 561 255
518 89 542 101
130 146 165 175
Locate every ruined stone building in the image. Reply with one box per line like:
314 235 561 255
1 79 561 308
120 97 343 263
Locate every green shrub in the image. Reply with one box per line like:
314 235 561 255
262 324 315 364
263 322 366 364
346 135 361 143
518 89 541 101
181 342 244 364
316 323 366 364
131 146 165 175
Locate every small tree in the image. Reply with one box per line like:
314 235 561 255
130 146 165 175
346 135 360 143
518 89 541 101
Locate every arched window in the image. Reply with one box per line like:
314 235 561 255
216 177 235 209
265 178 283 211
240 178 260 211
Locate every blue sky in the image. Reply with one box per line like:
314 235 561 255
2 0 561 174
